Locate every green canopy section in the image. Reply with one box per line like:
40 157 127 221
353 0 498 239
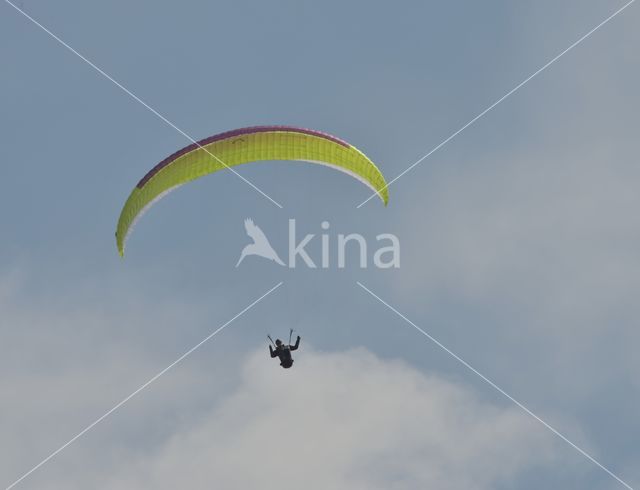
116 126 388 256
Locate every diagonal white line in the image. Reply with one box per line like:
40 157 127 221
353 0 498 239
357 281 634 490
5 0 283 209
357 0 636 208
4 281 283 490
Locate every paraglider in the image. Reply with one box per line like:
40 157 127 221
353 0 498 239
116 125 389 256
268 330 301 369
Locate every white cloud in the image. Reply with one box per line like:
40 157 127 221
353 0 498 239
104 348 561 490
0 271 237 489
383 36 640 476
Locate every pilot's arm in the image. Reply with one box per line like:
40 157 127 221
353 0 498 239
290 336 301 351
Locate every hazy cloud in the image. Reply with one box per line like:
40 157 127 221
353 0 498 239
105 348 562 490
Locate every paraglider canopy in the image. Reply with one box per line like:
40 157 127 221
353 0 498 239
116 125 388 256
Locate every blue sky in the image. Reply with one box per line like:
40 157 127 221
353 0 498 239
1 1 639 489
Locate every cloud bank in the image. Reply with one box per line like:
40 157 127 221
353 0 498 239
103 348 561 490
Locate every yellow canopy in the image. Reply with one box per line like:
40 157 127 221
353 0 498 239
116 126 388 256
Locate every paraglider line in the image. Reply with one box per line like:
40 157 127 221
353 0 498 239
4 281 283 490
357 0 636 208
4 0 283 209
357 281 634 490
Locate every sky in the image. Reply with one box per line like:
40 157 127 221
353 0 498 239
1 0 639 489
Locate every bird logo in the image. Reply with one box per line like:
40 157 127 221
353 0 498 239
236 218 285 267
